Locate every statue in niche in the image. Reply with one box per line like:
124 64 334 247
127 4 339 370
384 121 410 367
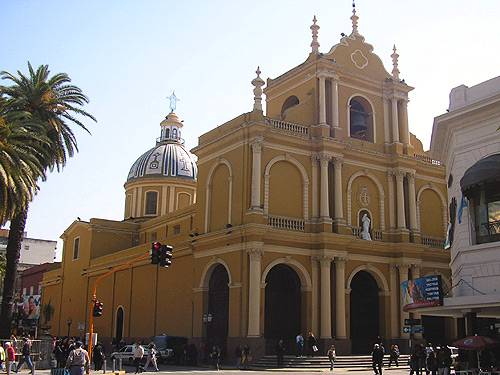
360 213 372 240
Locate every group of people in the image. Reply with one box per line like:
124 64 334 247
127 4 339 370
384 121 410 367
131 342 160 373
0 337 35 375
408 343 453 375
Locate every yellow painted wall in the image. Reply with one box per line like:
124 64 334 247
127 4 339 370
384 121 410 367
268 160 303 218
420 189 444 238
209 164 230 231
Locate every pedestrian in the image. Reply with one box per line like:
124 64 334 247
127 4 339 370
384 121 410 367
410 349 421 375
209 345 221 371
15 337 34 375
132 342 144 374
371 343 384 375
242 345 251 369
426 350 438 375
425 344 434 375
92 342 105 371
234 345 242 369
388 344 400 367
53 341 65 368
295 333 304 357
275 339 285 368
327 345 336 371
144 343 159 372
436 346 452 375
5 342 16 375
307 332 318 357
0 343 5 371
66 341 90 375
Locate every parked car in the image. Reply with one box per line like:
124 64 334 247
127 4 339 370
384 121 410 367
152 335 188 364
110 345 151 366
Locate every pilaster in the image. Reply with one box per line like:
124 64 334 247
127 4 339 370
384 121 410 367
247 247 263 337
335 257 347 339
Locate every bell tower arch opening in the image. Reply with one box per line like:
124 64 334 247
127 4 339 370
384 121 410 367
349 96 374 142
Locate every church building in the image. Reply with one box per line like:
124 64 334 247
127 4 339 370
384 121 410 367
41 7 453 357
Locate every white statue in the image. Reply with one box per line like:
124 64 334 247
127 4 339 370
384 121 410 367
360 213 372 240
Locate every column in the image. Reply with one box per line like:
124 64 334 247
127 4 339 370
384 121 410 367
335 257 347 339
389 265 399 338
333 158 343 221
318 75 327 125
387 171 395 229
407 173 417 231
250 140 263 210
247 248 263 337
383 97 390 144
391 98 400 143
311 257 319 336
320 256 332 339
331 78 339 128
395 170 406 229
398 264 410 339
311 156 319 218
400 99 410 145
319 154 330 220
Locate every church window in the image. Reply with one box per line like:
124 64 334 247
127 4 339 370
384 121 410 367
72 237 80 260
165 128 170 139
349 97 373 142
280 95 300 119
172 128 178 139
145 191 158 215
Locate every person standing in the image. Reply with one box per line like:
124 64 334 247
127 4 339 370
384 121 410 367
92 342 105 371
295 333 304 357
327 345 336 371
371 343 384 375
66 341 90 375
242 345 251 370
426 350 438 375
209 345 221 371
144 343 159 372
15 338 34 375
275 339 285 368
132 342 144 374
0 343 5 371
307 332 318 357
234 345 242 369
5 342 16 375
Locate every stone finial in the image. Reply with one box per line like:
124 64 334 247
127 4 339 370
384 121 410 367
310 15 320 54
351 1 359 35
251 66 265 111
391 44 400 80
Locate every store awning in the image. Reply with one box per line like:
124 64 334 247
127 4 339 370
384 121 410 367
460 153 500 195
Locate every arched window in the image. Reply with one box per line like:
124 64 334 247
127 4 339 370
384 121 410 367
115 307 124 343
145 191 158 215
349 97 374 142
172 128 178 139
280 95 300 119
165 128 170 139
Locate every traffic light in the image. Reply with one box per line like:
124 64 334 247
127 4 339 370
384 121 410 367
151 242 161 264
159 245 173 268
93 300 104 317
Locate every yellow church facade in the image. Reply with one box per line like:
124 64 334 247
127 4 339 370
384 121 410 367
41 8 453 357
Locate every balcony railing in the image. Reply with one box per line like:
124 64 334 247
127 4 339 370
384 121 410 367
414 154 442 166
268 215 305 231
421 236 444 249
265 118 309 136
351 227 383 241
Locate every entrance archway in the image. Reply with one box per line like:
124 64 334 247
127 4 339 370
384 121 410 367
115 306 124 343
264 264 301 353
206 264 229 352
350 271 380 353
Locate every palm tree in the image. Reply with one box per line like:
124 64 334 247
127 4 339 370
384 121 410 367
0 63 96 336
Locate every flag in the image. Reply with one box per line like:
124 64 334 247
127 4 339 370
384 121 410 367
458 195 468 224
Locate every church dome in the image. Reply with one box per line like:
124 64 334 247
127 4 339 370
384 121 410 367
126 111 197 182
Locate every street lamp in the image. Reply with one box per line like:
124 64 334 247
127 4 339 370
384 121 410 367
202 313 213 324
66 318 72 337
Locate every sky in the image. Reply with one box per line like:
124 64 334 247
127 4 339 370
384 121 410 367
2 0 499 258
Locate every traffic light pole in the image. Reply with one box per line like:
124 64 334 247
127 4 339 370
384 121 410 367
87 251 150 364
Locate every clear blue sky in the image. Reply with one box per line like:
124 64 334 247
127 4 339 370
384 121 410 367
2 1 499 257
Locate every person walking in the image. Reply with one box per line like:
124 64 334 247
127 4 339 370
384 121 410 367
275 339 285 368
295 333 304 357
65 341 90 375
388 344 400 367
327 345 336 371
426 350 438 375
0 343 6 371
209 345 221 371
5 342 16 375
15 338 34 375
410 349 421 375
371 343 384 375
132 342 144 374
307 332 318 357
92 342 105 371
144 343 159 372
242 345 251 370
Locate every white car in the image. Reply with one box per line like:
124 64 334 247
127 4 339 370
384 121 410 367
110 345 151 365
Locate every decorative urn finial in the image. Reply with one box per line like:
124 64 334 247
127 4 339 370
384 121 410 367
251 66 265 111
310 15 320 54
391 45 400 80
350 1 359 35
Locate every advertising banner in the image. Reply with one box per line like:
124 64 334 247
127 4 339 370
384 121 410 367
13 293 41 320
401 275 443 311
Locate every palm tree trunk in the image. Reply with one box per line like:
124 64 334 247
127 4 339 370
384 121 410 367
0 208 28 337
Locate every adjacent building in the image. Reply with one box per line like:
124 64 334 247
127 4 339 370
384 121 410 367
41 8 453 357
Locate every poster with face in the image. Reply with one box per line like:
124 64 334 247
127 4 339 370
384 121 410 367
23 295 41 320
